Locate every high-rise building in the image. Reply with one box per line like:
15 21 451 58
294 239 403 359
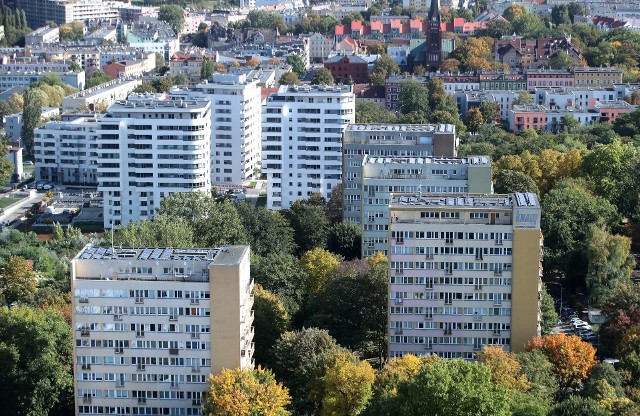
387 192 542 359
261 84 355 209
72 244 254 416
351 155 493 257
97 97 211 229
425 0 442 69
34 115 99 185
16 0 122 30
169 73 262 188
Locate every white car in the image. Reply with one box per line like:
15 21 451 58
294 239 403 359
574 323 592 331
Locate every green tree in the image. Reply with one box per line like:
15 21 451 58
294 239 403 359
551 5 571 25
0 136 14 185
355 101 397 124
299 248 341 296
513 14 547 38
85 70 112 89
278 71 301 85
383 359 510 415
516 349 559 400
550 396 609 416
479 101 500 125
560 114 580 132
540 283 559 335
286 55 306 77
246 9 286 31
398 79 429 121
234 202 296 257
204 367 291 416
253 285 289 367
513 90 534 106
251 252 307 316
311 67 334 85
0 306 73 416
366 43 386 55
466 107 484 133
370 54 400 86
287 201 330 254
200 57 215 80
269 328 344 415
21 87 43 158
585 224 634 304
114 217 194 248
493 170 539 195
583 362 627 398
317 351 375 416
159 4 185 34
481 19 514 38
548 52 575 69
326 222 361 260
541 179 619 283
306 257 388 359
1 256 37 305
157 192 247 247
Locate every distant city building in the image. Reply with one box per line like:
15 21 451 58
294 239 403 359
0 69 85 90
262 84 355 210
16 0 122 29
103 54 156 80
387 192 543 359
495 37 582 70
169 73 263 187
25 26 60 45
324 53 371 84
62 79 141 112
573 67 623 88
97 97 211 229
307 32 334 63
72 244 254 415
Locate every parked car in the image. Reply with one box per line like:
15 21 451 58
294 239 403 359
582 333 598 342
574 323 592 331
43 184 52 190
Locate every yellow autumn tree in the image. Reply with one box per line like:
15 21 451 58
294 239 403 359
372 354 436 400
526 334 597 389
204 367 291 416
477 345 530 391
1 256 38 305
317 351 375 416
299 248 340 295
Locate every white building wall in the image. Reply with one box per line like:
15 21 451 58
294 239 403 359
261 85 355 210
97 98 211 229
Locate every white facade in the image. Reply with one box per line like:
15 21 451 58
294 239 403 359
307 32 334 63
72 244 254 416
169 73 262 187
5 107 60 142
0 70 85 90
34 116 99 185
261 84 355 209
62 79 142 112
25 26 60 45
97 97 211 229
128 39 179 62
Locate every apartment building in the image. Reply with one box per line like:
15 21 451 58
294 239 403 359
0 70 85 90
169 73 262 187
261 84 355 209
307 32 334 63
34 115 99 185
388 192 542 359
25 26 60 45
97 97 211 229
351 155 492 257
17 0 122 29
103 55 156 80
62 79 142 112
5 107 60 142
573 67 623 88
342 123 460 224
72 244 254 416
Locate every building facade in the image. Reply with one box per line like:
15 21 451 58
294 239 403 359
97 97 211 229
261 84 355 209
25 26 60 45
34 116 99 185
169 73 262 187
388 192 542 359
72 244 254 416
62 79 142 112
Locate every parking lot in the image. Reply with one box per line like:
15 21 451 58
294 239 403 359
553 303 600 347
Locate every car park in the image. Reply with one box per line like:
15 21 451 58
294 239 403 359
582 333 598 342
36 183 44 190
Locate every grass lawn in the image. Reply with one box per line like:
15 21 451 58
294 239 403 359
249 181 257 188
23 164 35 171
0 196 22 208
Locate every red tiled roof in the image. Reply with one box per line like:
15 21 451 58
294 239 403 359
261 87 278 103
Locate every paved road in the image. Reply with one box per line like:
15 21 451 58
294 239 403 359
244 180 265 205
0 191 43 226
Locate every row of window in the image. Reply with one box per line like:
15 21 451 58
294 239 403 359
75 306 210 316
78 406 201 415
391 276 512 286
390 336 510 345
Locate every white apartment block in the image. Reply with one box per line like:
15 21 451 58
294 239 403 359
353 156 493 257
25 26 60 45
5 107 60 142
72 244 254 416
388 193 542 360
0 70 85 90
17 0 122 28
307 32 334 63
62 79 142 112
169 73 262 187
97 97 211 229
34 115 99 185
262 84 355 209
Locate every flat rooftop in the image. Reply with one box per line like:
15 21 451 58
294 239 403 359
363 155 490 166
108 98 209 111
346 124 454 133
390 192 539 208
76 245 220 261
276 84 353 94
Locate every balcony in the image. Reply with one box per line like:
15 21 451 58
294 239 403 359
81 363 91 370
169 348 179 355
394 298 403 305
81 329 90 337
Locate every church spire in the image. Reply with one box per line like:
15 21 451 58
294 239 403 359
428 0 441 22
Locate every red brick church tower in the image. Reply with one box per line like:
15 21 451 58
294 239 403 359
425 0 442 70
